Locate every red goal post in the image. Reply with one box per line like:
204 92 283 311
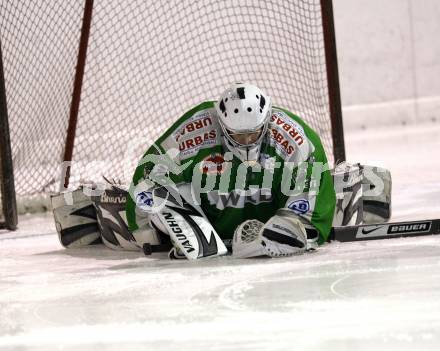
0 40 17 230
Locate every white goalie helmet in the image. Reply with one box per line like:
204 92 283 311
215 83 272 163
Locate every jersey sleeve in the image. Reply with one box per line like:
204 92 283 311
125 101 218 232
125 143 185 232
273 108 336 244
279 147 335 244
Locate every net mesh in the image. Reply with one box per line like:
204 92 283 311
0 1 83 197
1 0 333 202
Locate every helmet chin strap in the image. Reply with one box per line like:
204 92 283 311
222 136 261 164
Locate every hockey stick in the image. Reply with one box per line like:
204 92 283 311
330 219 440 242
144 219 440 255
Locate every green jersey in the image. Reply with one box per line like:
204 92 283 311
126 101 335 244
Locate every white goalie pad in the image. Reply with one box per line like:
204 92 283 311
332 162 392 226
362 165 392 223
332 162 364 226
92 185 170 252
51 188 101 248
52 183 171 252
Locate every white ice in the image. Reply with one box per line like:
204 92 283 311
1 123 440 351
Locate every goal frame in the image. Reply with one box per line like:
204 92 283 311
0 0 345 230
0 39 17 230
321 0 346 164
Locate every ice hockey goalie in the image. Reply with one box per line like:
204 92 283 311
51 83 391 260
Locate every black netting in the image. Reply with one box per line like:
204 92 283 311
1 0 333 198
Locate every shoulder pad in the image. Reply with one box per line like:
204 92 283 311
268 109 314 162
160 106 222 161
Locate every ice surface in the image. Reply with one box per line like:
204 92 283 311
1 124 440 350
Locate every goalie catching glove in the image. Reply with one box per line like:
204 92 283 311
232 215 309 258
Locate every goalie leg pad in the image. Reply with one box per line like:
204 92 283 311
332 162 364 226
51 188 101 248
332 163 392 226
361 165 392 223
92 186 171 252
92 186 139 251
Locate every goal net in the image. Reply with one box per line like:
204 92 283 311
0 0 343 213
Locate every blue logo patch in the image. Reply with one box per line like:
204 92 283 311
136 191 154 210
287 199 310 215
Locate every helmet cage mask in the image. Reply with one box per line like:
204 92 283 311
219 108 271 149
215 83 272 162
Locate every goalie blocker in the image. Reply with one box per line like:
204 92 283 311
138 185 228 260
